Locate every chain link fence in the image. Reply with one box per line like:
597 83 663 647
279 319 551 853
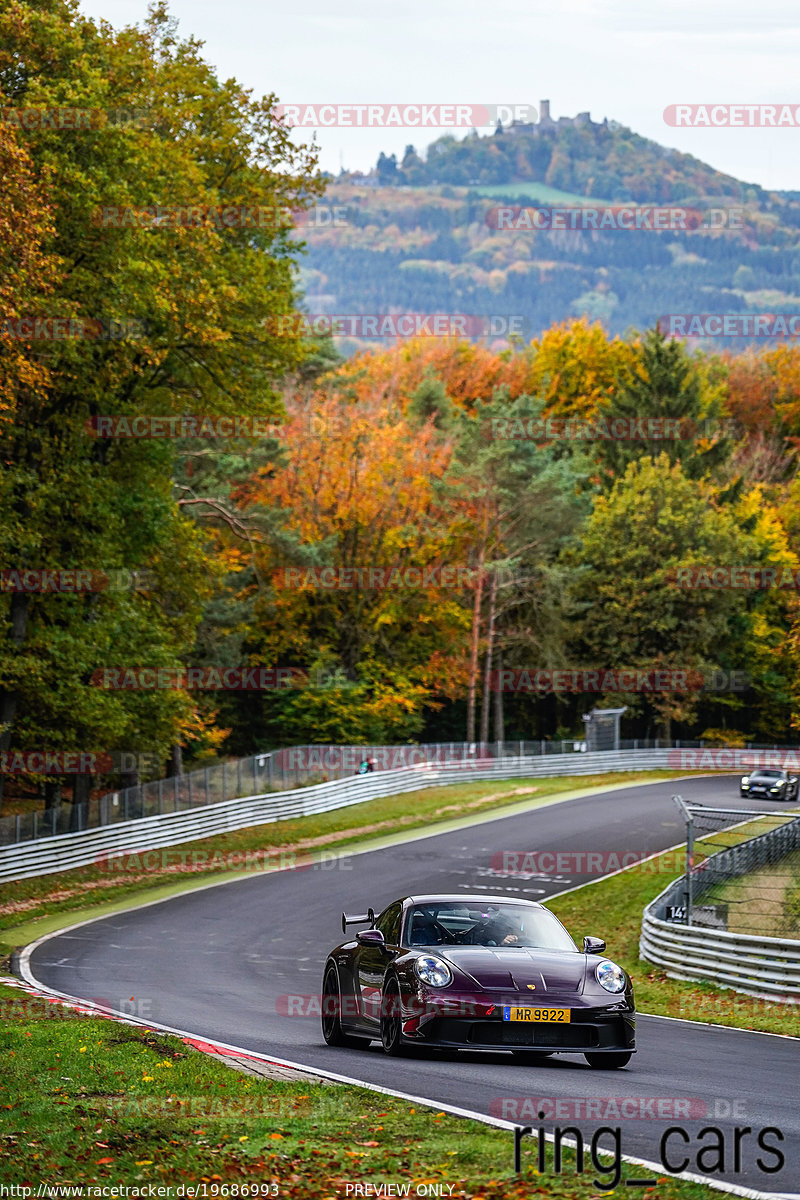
655 797 800 935
641 796 800 1000
0 736 794 849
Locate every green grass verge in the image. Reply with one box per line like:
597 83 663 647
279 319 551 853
463 181 619 205
0 771 686 958
0 980 743 1198
698 847 800 937
548 816 800 1039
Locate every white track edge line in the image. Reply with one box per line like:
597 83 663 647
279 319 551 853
13 775 799 1197
12 956 796 1200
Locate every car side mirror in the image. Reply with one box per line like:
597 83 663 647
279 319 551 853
583 936 606 954
356 929 386 947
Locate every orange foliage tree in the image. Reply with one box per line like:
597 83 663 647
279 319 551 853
233 385 474 742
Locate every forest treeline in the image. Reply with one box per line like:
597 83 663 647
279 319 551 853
301 177 800 345
3 0 800 811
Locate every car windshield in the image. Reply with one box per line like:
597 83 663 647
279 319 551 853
404 901 577 951
752 770 783 779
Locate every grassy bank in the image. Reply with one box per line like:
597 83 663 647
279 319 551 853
0 980 739 1199
698 847 800 937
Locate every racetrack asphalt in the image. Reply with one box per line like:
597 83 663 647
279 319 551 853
27 774 800 1196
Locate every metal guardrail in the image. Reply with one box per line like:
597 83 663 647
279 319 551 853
4 736 795 848
639 917 800 1002
640 815 800 1002
0 747 677 882
1 736 679 847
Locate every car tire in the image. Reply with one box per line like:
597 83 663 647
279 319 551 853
511 1050 554 1063
584 1051 632 1069
321 965 371 1048
380 977 406 1056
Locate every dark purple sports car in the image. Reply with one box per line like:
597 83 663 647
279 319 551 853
321 894 635 1068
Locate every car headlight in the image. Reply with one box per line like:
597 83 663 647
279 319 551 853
596 960 626 994
770 785 782 793
741 777 750 787
415 955 453 988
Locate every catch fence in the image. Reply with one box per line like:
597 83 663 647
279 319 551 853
0 747 675 881
640 796 800 1000
1 737 685 847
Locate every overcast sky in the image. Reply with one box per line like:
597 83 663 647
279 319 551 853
80 0 800 191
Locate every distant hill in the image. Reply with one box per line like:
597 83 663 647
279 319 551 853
373 104 767 204
298 105 800 348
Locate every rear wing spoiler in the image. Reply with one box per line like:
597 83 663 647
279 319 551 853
342 908 374 934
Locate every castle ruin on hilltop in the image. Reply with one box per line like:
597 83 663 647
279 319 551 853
506 99 608 135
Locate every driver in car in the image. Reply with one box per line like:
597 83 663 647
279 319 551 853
485 914 520 945
465 909 523 946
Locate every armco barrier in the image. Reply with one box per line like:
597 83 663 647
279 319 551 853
0 736 673 847
639 915 800 1001
4 736 790 847
640 816 800 1002
0 748 676 882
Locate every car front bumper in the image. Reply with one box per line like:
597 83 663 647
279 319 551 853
401 999 635 1052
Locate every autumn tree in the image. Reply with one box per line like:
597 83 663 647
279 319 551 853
594 328 732 481
524 319 637 422
446 391 591 743
568 454 798 739
228 385 470 745
0 0 322 808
